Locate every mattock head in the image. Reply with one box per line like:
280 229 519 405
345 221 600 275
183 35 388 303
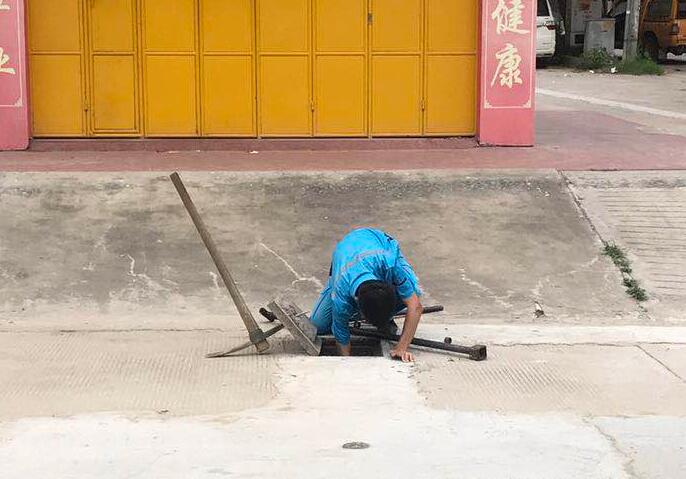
249 329 271 353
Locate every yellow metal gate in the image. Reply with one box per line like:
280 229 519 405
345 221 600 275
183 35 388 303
28 0 476 138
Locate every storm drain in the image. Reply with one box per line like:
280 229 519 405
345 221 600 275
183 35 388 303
319 337 383 357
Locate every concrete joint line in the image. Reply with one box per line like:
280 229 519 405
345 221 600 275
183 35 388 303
0 328 227 334
537 88 686 120
497 341 668 347
558 171 604 241
4 324 686 345
584 417 638 479
636 344 686 383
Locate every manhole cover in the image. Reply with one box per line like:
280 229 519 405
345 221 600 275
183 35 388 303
342 441 370 450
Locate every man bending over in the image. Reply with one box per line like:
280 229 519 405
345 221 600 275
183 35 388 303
310 228 423 362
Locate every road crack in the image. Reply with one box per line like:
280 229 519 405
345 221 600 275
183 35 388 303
584 417 638 479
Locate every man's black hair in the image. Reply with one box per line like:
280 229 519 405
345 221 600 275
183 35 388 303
357 280 395 331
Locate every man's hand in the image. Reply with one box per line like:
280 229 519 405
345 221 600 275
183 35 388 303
337 342 352 356
390 347 415 362
390 294 422 362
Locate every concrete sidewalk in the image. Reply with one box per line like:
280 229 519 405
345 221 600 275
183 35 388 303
0 326 685 478
1 120 685 170
566 171 686 321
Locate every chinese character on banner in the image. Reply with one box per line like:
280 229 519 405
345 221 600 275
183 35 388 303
0 47 16 75
490 43 522 88
0 0 9 11
491 0 529 35
483 0 533 108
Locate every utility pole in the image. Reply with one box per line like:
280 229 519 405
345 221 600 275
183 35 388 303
623 0 641 60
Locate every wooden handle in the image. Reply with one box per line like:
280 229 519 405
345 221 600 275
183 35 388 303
170 172 269 353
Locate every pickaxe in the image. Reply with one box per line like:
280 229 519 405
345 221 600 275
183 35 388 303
170 172 279 357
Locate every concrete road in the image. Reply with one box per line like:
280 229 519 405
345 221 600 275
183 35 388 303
1 170 685 478
534 63 686 171
0 170 640 329
0 328 685 479
537 62 686 138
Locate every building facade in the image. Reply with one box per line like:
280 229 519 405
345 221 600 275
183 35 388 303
0 0 535 150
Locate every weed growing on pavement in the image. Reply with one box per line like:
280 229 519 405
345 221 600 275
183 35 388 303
602 243 632 274
573 48 616 71
616 56 664 76
623 277 649 301
563 49 663 76
602 242 648 301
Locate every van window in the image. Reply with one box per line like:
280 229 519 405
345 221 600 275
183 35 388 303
538 0 550 16
647 0 673 18
678 0 686 18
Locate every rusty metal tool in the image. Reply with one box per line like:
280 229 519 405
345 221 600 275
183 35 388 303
268 300 322 356
350 304 444 329
206 307 288 357
206 324 284 358
170 172 270 355
350 327 487 361
393 304 444 317
261 305 444 323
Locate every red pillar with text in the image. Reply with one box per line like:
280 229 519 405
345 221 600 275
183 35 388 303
478 0 536 146
0 0 29 150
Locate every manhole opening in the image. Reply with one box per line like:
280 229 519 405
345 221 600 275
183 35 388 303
319 337 383 357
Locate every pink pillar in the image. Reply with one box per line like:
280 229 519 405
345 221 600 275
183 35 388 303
0 0 29 150
477 0 536 146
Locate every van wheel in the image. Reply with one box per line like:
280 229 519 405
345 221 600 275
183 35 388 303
643 35 660 62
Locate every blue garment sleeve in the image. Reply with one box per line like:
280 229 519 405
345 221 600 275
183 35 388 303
331 296 354 345
392 256 421 300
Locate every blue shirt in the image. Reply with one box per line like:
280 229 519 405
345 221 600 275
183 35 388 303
329 228 421 345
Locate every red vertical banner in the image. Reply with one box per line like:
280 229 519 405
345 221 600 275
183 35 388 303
478 0 536 146
0 0 29 150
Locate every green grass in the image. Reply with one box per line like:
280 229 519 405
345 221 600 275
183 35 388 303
602 242 648 302
616 56 664 76
623 278 648 302
571 48 616 71
562 49 663 76
602 242 632 274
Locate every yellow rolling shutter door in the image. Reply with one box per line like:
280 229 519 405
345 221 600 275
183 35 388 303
314 0 367 136
28 0 86 136
201 0 256 136
424 0 478 135
89 0 139 134
28 0 476 138
143 0 198 136
257 0 312 136
371 0 423 135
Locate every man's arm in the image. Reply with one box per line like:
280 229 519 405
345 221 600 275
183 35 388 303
331 298 353 356
391 293 422 362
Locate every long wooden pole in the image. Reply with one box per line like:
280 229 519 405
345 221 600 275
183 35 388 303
170 172 269 353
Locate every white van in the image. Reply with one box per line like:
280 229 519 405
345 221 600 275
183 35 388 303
537 0 558 58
